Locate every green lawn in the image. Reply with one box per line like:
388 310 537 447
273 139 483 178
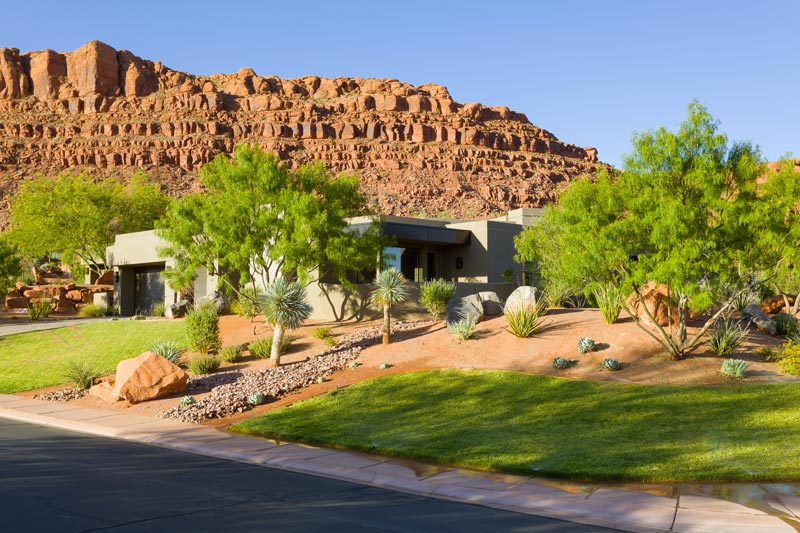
0 320 185 393
232 369 800 482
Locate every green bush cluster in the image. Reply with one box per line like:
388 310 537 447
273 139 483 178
779 342 800 376
419 279 456 322
187 354 220 375
249 337 291 359
185 304 221 353
78 303 113 317
311 326 337 347
219 345 244 363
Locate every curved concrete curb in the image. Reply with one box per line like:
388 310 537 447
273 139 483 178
1 393 797 533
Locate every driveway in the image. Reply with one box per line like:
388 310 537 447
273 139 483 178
0 317 109 337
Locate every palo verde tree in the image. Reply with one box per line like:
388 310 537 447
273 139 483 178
158 144 383 298
750 158 800 314
517 102 764 359
8 172 169 278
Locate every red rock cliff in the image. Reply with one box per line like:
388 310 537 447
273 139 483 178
0 41 604 221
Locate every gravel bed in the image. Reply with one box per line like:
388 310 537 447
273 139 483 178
34 387 89 402
159 321 428 423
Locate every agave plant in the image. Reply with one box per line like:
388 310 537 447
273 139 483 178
709 319 748 357
247 392 267 406
552 356 569 370
150 340 187 365
179 395 195 407
602 357 621 371
259 278 313 367
577 337 595 354
721 358 748 379
370 268 409 344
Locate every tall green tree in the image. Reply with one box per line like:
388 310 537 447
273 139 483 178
259 278 313 367
158 144 383 297
0 235 22 286
8 172 169 277
516 102 763 359
370 267 409 344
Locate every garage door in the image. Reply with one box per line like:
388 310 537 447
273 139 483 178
134 266 165 316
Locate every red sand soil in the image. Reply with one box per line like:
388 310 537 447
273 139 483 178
20 309 795 430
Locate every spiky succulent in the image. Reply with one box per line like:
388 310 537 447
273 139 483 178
150 340 187 365
247 392 267 406
552 357 569 370
577 337 596 354
721 358 748 379
179 395 195 407
348 361 361 368
602 357 621 371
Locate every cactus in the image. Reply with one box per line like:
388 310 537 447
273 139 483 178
552 357 569 370
179 395 195 407
602 357 621 371
577 337 595 354
247 392 267 405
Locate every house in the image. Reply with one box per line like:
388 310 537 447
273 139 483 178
106 208 540 319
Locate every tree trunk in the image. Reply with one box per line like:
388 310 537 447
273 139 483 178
383 305 391 344
268 324 285 367
676 294 689 353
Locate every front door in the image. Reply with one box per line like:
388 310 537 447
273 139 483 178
134 266 165 316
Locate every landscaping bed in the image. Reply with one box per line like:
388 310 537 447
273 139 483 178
231 369 800 482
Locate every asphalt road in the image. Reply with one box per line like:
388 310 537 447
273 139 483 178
0 419 617 532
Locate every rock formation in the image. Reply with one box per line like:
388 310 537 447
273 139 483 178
0 41 605 222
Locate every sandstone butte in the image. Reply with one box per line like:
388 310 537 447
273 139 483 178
0 40 607 223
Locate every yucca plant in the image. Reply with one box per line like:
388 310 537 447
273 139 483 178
775 312 799 337
419 278 456 322
149 340 187 366
593 283 623 324
602 357 621 371
259 278 312 366
63 359 102 389
26 298 55 320
506 299 547 338
577 337 595 354
370 268 409 344
721 358 748 379
451 317 476 341
709 318 748 357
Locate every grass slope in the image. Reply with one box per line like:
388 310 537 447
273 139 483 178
232 369 800 482
0 321 185 393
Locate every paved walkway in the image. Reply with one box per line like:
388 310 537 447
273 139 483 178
1 393 798 533
0 317 108 337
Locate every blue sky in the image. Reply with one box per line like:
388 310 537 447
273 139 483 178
3 1 797 167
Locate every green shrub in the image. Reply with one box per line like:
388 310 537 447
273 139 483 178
593 284 623 324
543 280 572 308
219 345 244 363
187 354 220 375
323 335 337 347
419 279 457 322
577 337 595 354
506 301 546 338
231 287 263 319
779 342 800 376
451 317 476 341
602 357 621 371
721 358 748 379
149 340 187 365
152 303 166 318
709 318 748 357
552 356 569 369
63 359 102 389
78 303 112 317
775 312 799 337
312 326 332 339
185 305 221 353
249 337 291 359
26 298 55 320
732 289 758 311
757 346 782 362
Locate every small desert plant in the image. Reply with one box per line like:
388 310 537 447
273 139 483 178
602 357 621 371
348 361 361 368
179 395 195 407
577 337 596 354
152 303 166 318
63 359 102 389
756 345 782 362
779 341 800 375
247 392 268 405
379 363 391 369
231 287 263 319
593 283 623 324
419 278 457 322
451 316 476 341
249 337 291 359
323 335 337 347
552 356 569 370
732 289 758 311
149 340 187 365
78 303 112 317
775 312 799 337
506 300 547 338
709 318 748 357
187 354 220 375
312 326 332 339
721 358 748 379
219 345 244 363
26 298 55 320
185 305 221 353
